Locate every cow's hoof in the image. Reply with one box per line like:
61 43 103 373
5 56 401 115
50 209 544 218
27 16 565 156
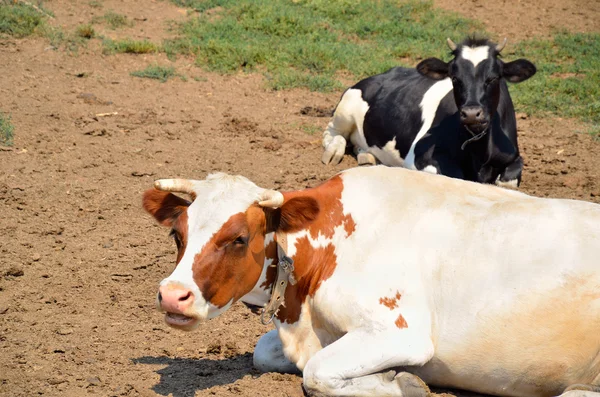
321 135 346 165
357 152 377 166
395 372 430 397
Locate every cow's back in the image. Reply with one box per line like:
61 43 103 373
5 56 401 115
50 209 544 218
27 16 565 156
352 67 456 158
334 166 600 396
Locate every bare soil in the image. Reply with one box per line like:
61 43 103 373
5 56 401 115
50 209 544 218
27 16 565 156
1 1 598 397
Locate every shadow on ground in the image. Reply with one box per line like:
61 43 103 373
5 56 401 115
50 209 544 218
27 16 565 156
133 353 257 397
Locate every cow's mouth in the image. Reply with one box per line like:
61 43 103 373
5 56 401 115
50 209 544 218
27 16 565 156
165 312 197 327
464 122 489 136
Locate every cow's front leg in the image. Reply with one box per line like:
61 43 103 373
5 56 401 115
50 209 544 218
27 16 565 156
496 155 523 189
253 329 300 374
302 328 434 397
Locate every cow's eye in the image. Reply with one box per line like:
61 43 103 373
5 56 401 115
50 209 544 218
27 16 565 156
170 230 182 249
485 77 498 86
233 236 248 246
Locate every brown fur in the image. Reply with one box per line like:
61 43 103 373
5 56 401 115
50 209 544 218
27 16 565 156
193 208 267 308
380 291 402 310
142 189 190 263
395 314 408 329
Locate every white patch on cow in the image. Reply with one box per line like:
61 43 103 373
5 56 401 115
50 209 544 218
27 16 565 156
461 45 490 67
423 165 438 175
495 177 519 189
161 173 266 320
322 89 370 165
404 78 453 169
367 138 404 167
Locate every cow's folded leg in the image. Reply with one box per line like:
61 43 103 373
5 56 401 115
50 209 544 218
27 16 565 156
496 155 523 189
253 329 300 374
562 384 600 393
558 391 600 397
302 329 434 397
322 131 347 165
356 148 377 166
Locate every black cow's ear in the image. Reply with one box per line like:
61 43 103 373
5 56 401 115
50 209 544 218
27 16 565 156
502 59 536 83
417 58 449 80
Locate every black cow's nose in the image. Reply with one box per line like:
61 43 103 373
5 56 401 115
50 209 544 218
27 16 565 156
460 106 486 124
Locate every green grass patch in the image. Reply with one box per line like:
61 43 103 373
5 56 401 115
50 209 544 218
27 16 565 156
93 10 131 29
102 38 158 54
164 0 483 91
131 64 176 82
0 112 14 146
0 1 47 38
89 0 102 8
76 23 95 39
509 31 600 128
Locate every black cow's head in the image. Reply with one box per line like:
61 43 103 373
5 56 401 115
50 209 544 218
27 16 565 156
416 37 536 135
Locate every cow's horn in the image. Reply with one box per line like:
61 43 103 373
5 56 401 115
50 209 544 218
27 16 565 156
446 38 457 51
154 179 198 199
258 189 284 208
496 38 507 53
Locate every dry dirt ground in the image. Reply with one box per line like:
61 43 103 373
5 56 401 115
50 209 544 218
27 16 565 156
1 1 599 396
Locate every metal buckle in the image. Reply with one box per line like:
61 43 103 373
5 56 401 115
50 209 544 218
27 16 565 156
260 308 275 325
280 255 296 285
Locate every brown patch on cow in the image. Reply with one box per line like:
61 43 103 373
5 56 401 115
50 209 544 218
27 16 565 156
281 175 355 240
143 189 190 263
276 236 337 323
343 215 356 237
266 175 357 323
259 238 278 291
379 291 402 310
193 206 268 308
395 314 408 329
142 189 190 227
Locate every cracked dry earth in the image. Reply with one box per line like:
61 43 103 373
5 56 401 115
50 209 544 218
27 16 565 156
1 0 599 396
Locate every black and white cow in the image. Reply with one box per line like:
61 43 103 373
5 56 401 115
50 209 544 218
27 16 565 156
321 37 536 187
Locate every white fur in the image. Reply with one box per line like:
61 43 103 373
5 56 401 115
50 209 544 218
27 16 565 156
462 45 490 67
423 165 438 175
403 78 453 169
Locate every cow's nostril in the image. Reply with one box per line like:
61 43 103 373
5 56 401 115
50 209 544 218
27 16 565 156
460 111 468 119
179 291 192 302
158 292 163 302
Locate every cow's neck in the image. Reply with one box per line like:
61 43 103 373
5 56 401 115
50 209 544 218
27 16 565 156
239 232 278 309
274 176 353 324
460 119 495 170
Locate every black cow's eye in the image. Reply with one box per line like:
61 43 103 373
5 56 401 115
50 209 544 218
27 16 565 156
485 77 498 86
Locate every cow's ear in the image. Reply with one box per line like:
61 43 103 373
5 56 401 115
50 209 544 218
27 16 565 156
266 197 320 234
143 189 190 227
417 58 449 80
502 59 536 83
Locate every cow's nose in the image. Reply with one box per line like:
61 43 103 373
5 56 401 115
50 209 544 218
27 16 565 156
158 285 194 313
460 106 486 124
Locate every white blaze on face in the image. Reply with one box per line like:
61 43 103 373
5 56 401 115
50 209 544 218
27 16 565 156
160 173 266 319
461 45 490 67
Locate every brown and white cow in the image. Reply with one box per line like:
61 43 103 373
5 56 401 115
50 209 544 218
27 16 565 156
142 167 600 397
